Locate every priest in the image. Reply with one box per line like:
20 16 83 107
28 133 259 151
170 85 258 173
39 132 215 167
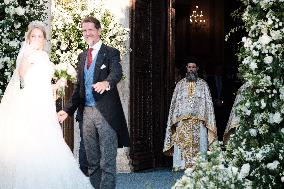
163 60 217 170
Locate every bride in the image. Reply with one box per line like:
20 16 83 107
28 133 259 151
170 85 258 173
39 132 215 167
0 21 94 189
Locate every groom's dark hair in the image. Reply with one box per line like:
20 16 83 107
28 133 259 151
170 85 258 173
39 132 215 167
81 16 101 29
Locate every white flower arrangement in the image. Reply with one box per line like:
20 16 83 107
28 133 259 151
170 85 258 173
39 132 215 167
0 0 48 96
53 62 77 97
174 0 284 188
172 142 251 189
51 0 130 87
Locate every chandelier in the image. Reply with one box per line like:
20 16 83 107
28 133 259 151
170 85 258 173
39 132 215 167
189 5 206 30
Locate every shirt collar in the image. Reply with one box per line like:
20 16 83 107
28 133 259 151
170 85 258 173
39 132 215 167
89 40 102 51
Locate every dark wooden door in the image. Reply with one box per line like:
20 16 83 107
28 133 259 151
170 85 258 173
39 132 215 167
56 81 74 151
62 82 74 151
130 0 176 171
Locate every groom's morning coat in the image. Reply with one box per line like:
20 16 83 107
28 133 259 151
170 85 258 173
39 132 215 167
64 44 130 148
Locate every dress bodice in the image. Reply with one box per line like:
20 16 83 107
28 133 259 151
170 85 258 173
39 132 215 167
23 50 54 90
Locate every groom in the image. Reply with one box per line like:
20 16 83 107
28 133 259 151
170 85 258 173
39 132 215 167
57 16 130 189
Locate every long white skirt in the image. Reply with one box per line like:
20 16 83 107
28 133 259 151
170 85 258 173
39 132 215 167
0 70 93 189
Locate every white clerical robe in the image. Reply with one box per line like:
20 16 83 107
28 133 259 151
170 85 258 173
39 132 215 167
163 78 217 170
223 82 249 144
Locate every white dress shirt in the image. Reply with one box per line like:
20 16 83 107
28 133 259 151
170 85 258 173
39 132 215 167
89 40 102 60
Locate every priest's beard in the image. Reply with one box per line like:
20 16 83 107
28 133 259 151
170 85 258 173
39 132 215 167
186 72 198 82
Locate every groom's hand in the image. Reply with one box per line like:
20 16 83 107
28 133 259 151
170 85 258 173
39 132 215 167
92 81 110 94
57 110 68 123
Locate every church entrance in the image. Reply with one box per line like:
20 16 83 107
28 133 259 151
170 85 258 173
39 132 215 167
129 0 243 171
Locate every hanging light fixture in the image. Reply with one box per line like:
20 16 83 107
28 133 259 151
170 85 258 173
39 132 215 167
190 6 205 23
189 5 206 30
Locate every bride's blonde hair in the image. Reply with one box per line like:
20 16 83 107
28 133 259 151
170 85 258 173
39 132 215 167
25 21 47 42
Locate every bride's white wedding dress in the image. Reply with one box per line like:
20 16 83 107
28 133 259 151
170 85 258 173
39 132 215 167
0 51 93 189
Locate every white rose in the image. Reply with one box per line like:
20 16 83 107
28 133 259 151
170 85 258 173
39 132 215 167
245 101 251 107
246 109 251 116
218 164 225 170
249 62 258 70
267 161 280 170
267 19 273 25
5 6 15 15
185 168 194 176
15 6 25 16
252 50 259 57
239 163 250 179
4 0 11 4
249 129 257 137
269 112 282 124
67 65 77 78
4 57 10 62
242 57 249 64
281 128 284 134
179 175 191 185
256 153 264 161
281 176 284 182
259 33 272 45
14 23 21 29
264 56 273 64
280 88 284 98
243 37 252 48
60 43 68 51
9 41 19 48
270 30 282 40
55 50 61 55
230 166 239 176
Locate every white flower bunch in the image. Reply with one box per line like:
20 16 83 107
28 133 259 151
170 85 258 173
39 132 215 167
53 62 77 97
268 112 282 124
54 62 77 82
259 0 277 10
258 33 272 46
222 0 284 187
267 160 280 170
249 129 257 137
239 163 251 179
172 142 251 189
51 0 130 71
